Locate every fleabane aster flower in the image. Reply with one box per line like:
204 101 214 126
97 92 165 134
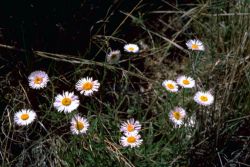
75 77 100 96
194 91 214 106
186 39 204 51
28 70 49 89
106 50 121 64
162 80 179 92
70 115 89 135
120 118 141 134
120 131 143 148
14 109 37 126
124 44 139 53
169 107 186 126
176 75 195 88
53 91 79 113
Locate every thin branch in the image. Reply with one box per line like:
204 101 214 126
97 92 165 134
0 43 155 83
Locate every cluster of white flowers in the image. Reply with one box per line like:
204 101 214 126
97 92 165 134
106 43 140 64
13 39 214 149
162 76 214 106
162 75 196 93
13 42 141 145
120 118 143 148
15 71 98 136
162 75 214 126
161 39 214 128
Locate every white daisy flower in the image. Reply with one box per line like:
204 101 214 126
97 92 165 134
186 39 205 51
120 131 143 148
53 91 79 113
106 50 121 64
75 77 100 96
28 70 49 89
120 118 141 134
14 109 37 126
194 91 214 106
124 44 139 53
162 80 179 92
70 115 89 135
169 107 186 126
176 75 195 88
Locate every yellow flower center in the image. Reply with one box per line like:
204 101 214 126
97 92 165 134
191 44 199 49
34 77 43 84
82 82 93 90
128 47 135 51
127 136 136 143
127 124 134 132
200 95 208 102
167 83 174 89
75 121 84 130
173 111 181 120
183 79 190 85
21 113 29 120
61 98 72 106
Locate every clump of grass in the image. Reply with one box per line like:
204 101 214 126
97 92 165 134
1 1 250 166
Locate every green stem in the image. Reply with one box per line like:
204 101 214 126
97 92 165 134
182 88 185 106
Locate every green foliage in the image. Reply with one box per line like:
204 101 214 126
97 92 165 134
0 0 249 166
